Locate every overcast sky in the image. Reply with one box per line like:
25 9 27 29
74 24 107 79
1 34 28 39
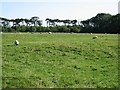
0 0 119 26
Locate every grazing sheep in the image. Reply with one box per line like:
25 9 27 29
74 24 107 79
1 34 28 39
0 32 2 34
92 36 98 39
90 33 92 34
48 32 52 34
15 40 19 45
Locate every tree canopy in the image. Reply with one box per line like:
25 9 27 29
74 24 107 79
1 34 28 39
0 13 119 33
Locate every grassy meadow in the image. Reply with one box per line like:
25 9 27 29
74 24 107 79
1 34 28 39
2 33 118 88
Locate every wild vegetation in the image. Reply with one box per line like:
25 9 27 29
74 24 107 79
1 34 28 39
0 13 120 33
2 33 118 88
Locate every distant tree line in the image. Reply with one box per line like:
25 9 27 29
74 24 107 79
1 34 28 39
0 13 119 33
81 13 120 33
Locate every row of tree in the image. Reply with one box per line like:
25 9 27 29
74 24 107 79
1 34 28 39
0 16 42 27
0 13 119 33
0 16 77 27
45 18 77 26
1 26 80 33
81 13 120 33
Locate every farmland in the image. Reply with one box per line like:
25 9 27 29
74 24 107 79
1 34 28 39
2 33 118 88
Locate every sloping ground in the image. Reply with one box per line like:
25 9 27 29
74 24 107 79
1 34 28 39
2 33 118 88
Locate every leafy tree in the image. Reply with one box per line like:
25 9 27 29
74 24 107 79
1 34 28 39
0 17 10 27
106 14 120 33
24 19 31 26
30 16 42 26
0 14 119 33
90 13 112 32
81 13 113 33
37 20 42 26
62 19 71 26
71 20 77 26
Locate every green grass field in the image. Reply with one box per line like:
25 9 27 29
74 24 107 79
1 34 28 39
2 33 118 88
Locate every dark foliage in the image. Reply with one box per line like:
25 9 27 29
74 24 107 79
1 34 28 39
0 13 119 33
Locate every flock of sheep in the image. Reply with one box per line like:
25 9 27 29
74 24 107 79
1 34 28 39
0 31 98 46
13 32 98 46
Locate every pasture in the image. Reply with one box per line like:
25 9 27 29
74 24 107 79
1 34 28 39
2 33 118 88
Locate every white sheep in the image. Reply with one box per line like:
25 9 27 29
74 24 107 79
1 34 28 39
90 33 92 34
92 36 98 39
0 32 2 34
48 32 52 34
15 40 19 45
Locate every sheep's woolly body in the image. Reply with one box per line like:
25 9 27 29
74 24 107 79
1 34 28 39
92 36 98 39
15 40 19 45
48 32 52 34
